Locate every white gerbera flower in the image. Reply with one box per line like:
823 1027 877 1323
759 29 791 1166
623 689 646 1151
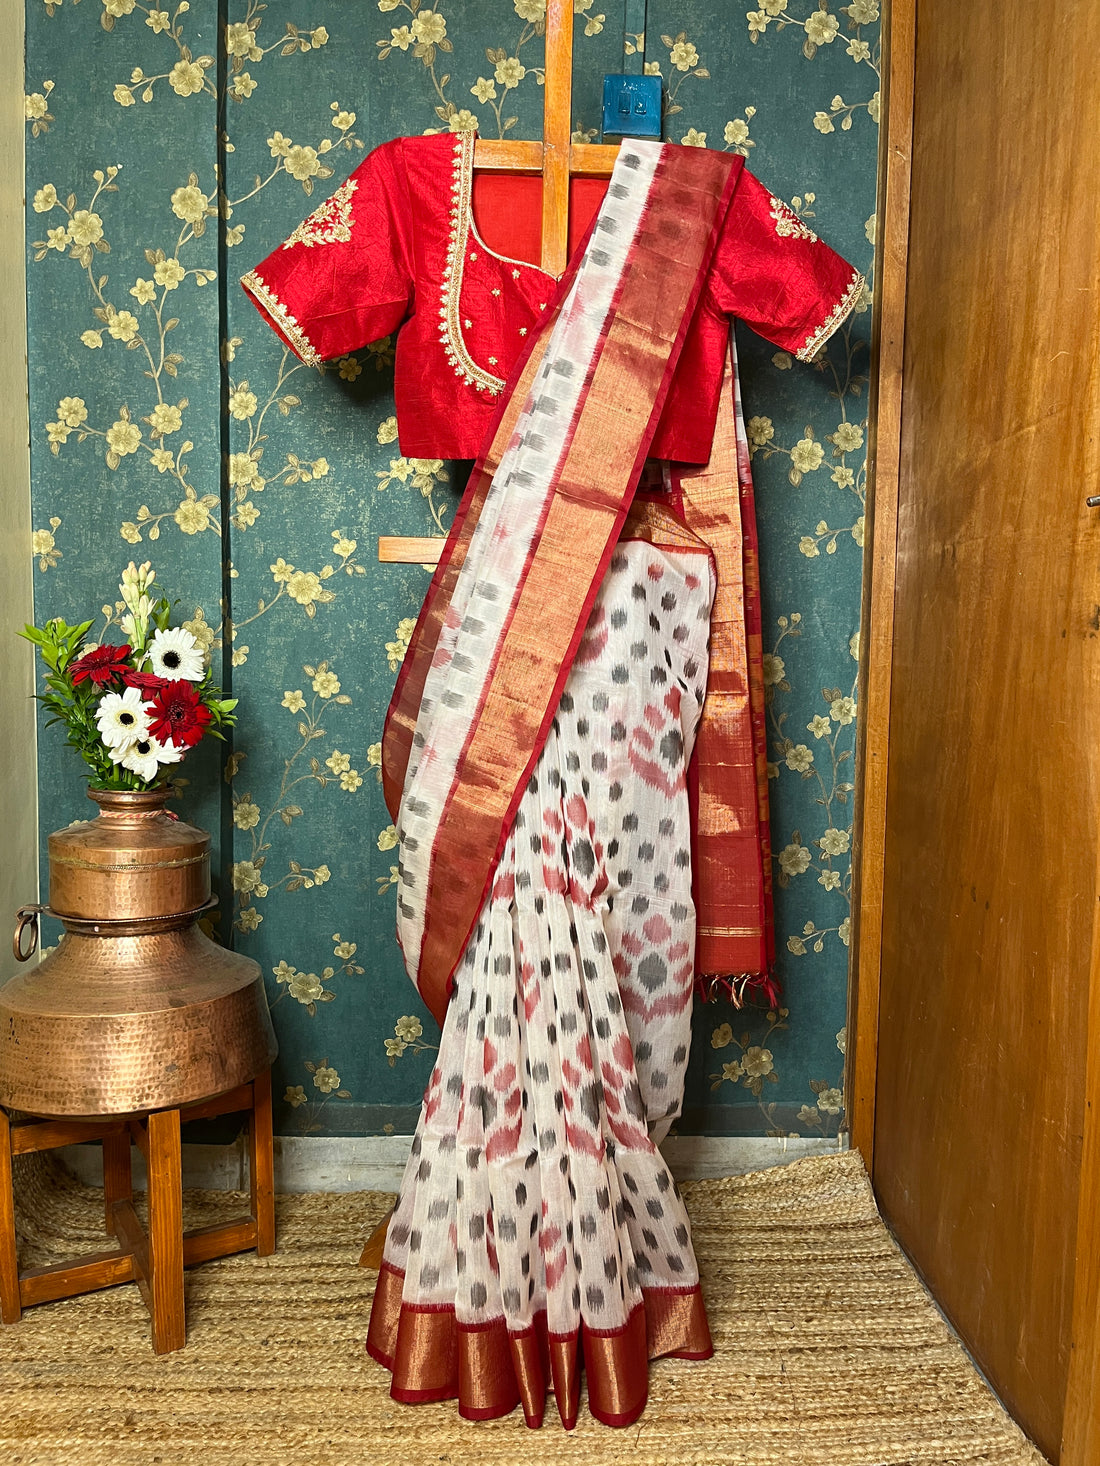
95 686 152 749
147 625 205 682
110 734 183 783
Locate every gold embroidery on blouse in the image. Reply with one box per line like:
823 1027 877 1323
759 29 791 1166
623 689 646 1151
240 269 322 367
769 195 818 244
796 269 865 362
281 178 359 250
438 135 506 396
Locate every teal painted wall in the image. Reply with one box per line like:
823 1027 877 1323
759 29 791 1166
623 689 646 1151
24 0 879 1138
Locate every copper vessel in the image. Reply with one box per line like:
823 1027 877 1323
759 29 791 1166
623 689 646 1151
1 789 276 1118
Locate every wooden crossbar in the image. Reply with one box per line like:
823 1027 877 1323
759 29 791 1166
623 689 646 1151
18 1248 136 1308
10 1118 127 1155
473 139 621 178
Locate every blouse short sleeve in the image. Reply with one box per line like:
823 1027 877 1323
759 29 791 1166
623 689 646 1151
241 139 414 366
710 168 865 362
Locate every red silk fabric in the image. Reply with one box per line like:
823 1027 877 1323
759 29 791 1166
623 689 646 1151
242 133 863 460
471 171 608 268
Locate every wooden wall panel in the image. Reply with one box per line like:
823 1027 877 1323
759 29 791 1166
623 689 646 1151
872 2 1100 1459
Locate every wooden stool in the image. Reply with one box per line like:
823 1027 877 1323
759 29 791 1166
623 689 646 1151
0 1069 274 1353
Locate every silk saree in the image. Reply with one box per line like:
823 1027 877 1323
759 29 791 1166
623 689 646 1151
365 142 858 1427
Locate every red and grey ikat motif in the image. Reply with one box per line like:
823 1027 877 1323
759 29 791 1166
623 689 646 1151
382 540 715 1339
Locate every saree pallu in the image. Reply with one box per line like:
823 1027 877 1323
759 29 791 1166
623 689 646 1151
368 141 771 1428
382 141 772 1023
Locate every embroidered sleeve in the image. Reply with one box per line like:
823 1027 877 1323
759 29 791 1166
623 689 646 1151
241 140 414 366
710 168 866 362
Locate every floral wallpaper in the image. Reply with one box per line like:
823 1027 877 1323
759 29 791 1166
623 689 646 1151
24 0 878 1139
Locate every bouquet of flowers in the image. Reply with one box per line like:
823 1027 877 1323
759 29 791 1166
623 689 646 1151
21 561 236 789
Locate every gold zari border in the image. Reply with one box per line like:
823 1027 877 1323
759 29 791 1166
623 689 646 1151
438 135 506 396
240 269 322 368
797 268 866 361
367 1262 712 1428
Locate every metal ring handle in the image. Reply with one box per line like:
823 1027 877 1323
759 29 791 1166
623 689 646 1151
13 906 44 963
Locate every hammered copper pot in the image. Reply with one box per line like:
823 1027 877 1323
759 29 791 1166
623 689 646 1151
1 788 276 1118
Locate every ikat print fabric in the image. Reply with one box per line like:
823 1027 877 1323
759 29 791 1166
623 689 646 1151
370 540 715 1426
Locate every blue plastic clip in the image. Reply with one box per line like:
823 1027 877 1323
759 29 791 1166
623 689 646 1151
601 74 662 141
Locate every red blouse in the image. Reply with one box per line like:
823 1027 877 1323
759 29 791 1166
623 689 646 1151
242 132 864 462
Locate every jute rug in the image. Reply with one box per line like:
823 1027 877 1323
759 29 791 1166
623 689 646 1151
0 1150 1046 1466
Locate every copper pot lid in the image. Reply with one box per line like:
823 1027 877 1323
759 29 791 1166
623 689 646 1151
48 788 210 870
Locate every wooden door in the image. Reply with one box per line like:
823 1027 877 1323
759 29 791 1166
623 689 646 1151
866 2 1100 1460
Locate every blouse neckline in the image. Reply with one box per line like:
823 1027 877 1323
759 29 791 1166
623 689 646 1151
462 131 560 283
439 133 559 398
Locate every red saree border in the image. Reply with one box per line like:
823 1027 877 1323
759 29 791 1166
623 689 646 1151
677 352 774 992
384 145 744 1027
366 1260 713 1430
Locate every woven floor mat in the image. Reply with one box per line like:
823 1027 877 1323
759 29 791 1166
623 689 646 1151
0 1149 1047 1465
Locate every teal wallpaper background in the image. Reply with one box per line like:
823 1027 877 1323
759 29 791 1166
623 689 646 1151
24 0 879 1138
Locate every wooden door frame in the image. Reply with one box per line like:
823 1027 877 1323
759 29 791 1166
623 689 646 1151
0 0 37 987
846 0 914 1173
1063 859 1100 1459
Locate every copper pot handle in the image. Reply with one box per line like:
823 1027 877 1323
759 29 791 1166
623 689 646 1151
13 906 44 963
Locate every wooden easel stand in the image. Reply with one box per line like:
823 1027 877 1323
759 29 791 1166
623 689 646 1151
379 0 618 568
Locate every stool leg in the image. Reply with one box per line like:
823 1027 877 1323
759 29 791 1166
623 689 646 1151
249 1069 275 1257
102 1128 132 1239
0 1110 20 1324
146 1108 185 1354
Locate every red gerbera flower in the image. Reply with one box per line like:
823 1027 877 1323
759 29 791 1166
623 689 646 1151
69 643 132 687
145 678 212 750
122 670 170 693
